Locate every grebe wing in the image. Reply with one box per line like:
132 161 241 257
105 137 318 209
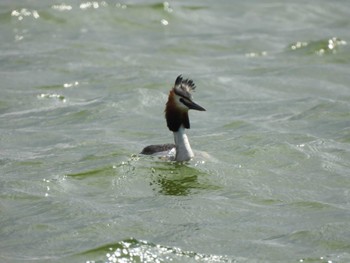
140 143 175 155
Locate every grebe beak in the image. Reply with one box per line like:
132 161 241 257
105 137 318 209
180 98 206 111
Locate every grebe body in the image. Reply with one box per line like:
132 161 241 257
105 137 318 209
141 75 205 161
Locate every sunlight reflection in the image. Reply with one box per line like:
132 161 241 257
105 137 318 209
289 37 347 55
160 19 168 26
163 2 173 13
290 41 308 50
15 35 24 41
52 4 73 11
37 93 66 103
63 81 79 88
245 51 267 58
80 1 108 10
11 9 39 20
102 238 230 263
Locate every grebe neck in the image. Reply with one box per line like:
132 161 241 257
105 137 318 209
173 125 194 162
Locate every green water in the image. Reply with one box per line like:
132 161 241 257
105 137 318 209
1 1 350 262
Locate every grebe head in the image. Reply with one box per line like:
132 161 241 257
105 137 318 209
165 75 205 132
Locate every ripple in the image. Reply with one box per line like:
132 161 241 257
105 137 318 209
82 238 233 263
66 165 116 179
287 37 347 56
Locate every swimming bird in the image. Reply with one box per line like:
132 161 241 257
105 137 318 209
141 75 206 162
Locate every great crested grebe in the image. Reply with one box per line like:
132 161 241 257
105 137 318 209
141 75 206 162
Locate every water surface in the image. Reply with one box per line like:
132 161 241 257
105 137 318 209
1 1 350 262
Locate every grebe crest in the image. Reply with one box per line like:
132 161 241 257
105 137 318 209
141 75 206 162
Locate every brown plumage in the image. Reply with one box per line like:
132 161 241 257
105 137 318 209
165 90 190 132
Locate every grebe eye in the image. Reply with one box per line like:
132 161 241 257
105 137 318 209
179 97 189 106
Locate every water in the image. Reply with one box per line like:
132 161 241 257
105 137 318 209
1 1 350 262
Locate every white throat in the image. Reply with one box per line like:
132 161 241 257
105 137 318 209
173 125 194 162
